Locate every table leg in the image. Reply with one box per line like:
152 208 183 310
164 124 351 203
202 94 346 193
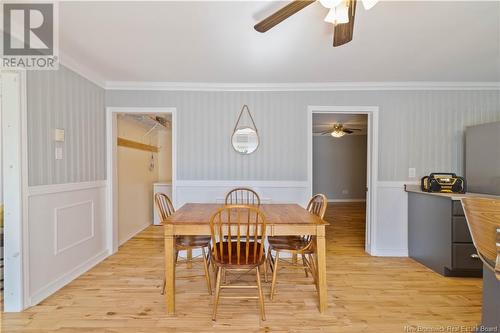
164 224 176 315
316 225 328 313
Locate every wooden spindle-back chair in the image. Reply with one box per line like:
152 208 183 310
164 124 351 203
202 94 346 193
154 193 212 295
225 187 261 206
209 205 267 321
461 198 500 279
267 194 328 299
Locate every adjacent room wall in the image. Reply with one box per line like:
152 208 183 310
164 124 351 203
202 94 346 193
157 127 172 182
313 135 367 201
117 115 159 244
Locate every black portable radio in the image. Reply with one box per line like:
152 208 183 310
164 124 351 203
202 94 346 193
420 173 467 194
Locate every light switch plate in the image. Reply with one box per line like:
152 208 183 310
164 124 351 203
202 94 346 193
54 128 65 142
408 168 416 178
55 147 63 160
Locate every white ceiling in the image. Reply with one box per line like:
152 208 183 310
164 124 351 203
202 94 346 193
313 113 368 134
59 1 500 83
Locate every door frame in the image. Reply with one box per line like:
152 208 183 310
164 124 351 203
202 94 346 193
1 70 30 311
307 106 379 255
105 107 177 254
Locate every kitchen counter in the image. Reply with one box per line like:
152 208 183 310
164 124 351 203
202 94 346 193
405 184 500 200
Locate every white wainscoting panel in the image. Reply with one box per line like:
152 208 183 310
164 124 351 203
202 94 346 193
372 181 417 257
175 180 309 207
27 181 108 306
54 200 95 255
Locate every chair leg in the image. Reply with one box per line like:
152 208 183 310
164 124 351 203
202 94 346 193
302 253 309 277
256 266 266 321
161 278 166 295
264 250 270 283
201 247 212 295
212 267 222 321
270 251 279 300
308 253 319 290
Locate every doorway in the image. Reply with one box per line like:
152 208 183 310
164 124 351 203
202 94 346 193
106 107 177 253
307 106 379 255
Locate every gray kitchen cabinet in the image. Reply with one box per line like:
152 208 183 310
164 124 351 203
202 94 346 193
407 188 483 277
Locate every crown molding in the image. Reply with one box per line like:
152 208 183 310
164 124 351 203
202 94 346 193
104 81 500 92
59 52 106 89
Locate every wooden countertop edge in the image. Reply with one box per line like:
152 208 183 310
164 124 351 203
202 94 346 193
404 184 500 200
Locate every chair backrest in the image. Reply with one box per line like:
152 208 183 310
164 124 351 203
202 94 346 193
461 197 500 277
225 187 261 206
301 194 328 247
155 192 175 222
210 205 266 265
307 194 328 219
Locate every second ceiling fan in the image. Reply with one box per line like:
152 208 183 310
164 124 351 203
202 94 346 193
254 0 379 47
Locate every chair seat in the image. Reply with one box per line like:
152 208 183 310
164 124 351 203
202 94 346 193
268 236 313 252
268 236 302 244
176 235 211 248
212 241 265 268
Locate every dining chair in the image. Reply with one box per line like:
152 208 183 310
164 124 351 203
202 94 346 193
461 197 500 279
266 193 328 300
210 205 267 321
223 187 262 277
154 193 212 295
225 187 261 206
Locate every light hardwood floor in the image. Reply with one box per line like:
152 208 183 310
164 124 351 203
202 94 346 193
1 203 482 332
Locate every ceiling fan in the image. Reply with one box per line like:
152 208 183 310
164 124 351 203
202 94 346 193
254 0 379 47
316 123 361 137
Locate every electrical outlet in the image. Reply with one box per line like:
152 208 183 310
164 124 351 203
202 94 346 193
55 147 63 160
408 168 416 178
342 189 349 195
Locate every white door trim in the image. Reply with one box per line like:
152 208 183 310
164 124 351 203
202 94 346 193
1 70 30 311
307 105 379 255
105 107 177 253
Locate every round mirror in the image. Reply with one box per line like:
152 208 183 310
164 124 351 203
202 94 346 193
232 127 259 154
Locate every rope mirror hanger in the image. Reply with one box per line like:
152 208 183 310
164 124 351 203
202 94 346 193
232 105 260 155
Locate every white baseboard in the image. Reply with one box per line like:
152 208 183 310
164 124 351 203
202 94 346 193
328 199 366 203
29 249 109 306
119 222 151 246
371 248 409 257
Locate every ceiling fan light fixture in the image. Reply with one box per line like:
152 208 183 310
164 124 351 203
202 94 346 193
331 130 345 138
324 3 349 25
361 0 379 10
319 0 343 9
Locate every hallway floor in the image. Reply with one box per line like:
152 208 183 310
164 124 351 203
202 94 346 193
1 203 482 332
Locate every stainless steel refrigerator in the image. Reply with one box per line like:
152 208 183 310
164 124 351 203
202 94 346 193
465 120 500 329
465 121 500 195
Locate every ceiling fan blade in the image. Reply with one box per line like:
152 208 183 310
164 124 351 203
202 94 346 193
254 0 316 33
319 128 334 134
345 128 361 131
343 129 354 134
333 0 357 47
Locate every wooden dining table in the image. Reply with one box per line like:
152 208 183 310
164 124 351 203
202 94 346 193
164 203 329 315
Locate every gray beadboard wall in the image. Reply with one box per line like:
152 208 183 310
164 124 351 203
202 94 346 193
106 90 500 182
27 66 106 186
